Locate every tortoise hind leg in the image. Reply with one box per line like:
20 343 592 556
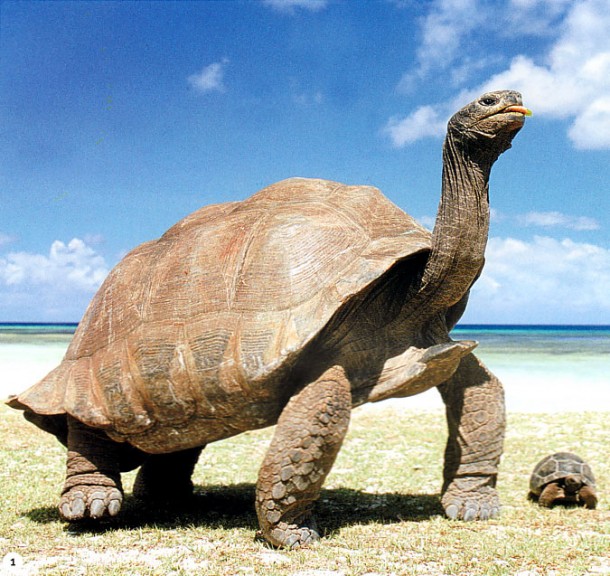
60 416 124 521
133 446 203 503
256 365 351 549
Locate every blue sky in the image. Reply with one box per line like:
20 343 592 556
1 0 609 324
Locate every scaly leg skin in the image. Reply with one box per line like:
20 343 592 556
578 485 598 509
60 416 124 521
256 365 352 549
537 483 564 507
133 446 204 503
438 353 505 521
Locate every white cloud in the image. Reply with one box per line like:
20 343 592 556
397 0 486 92
0 239 109 321
398 0 571 91
567 96 610 149
389 0 610 149
0 238 108 290
464 236 610 323
519 211 600 231
188 58 229 94
262 0 327 14
478 0 610 149
505 0 572 35
384 105 447 147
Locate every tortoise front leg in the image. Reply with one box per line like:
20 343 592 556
60 416 124 521
437 353 505 521
537 482 565 507
578 485 598 509
256 365 351 549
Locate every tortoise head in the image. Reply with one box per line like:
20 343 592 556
447 90 530 162
563 474 584 494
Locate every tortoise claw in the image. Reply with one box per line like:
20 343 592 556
59 485 123 521
442 482 500 521
60 490 86 521
262 518 320 549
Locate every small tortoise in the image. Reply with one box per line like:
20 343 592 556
8 91 529 548
529 452 597 509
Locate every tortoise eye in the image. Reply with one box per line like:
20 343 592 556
480 97 496 106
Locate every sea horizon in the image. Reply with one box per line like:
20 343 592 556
1 322 609 329
1 321 607 413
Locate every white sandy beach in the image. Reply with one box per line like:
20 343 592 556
2 341 608 414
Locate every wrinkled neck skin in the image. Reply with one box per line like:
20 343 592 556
416 131 498 322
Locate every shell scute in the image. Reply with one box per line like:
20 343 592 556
68 241 158 359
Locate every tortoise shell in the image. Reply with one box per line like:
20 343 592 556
10 178 431 453
529 452 596 495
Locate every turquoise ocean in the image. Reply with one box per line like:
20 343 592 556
1 323 608 413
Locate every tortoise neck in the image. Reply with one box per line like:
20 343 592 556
418 132 493 314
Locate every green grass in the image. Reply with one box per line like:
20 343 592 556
1 402 608 575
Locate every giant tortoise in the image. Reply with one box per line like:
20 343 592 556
529 452 598 509
8 90 530 548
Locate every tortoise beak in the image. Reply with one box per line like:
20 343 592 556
497 104 532 131
503 105 532 116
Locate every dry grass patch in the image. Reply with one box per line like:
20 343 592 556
1 402 608 575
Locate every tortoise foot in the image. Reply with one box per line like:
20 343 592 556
259 517 320 549
60 480 123 521
61 417 124 521
442 479 500 521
